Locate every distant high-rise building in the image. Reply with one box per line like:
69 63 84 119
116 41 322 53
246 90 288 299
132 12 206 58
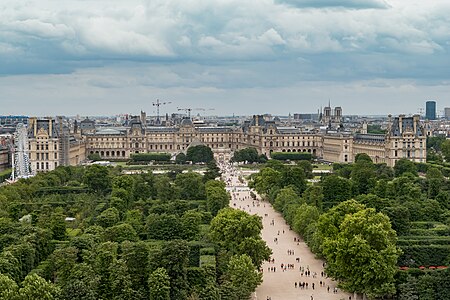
425 101 436 120
445 107 450 120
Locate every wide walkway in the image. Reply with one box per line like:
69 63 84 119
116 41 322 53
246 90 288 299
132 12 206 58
222 164 351 300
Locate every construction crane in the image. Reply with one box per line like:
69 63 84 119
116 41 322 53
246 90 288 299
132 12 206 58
177 108 193 118
177 108 215 118
153 99 171 125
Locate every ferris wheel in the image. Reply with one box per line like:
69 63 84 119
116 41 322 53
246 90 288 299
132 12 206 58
9 123 33 182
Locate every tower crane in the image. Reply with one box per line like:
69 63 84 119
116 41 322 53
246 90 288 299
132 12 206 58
153 99 171 125
177 108 193 118
177 108 215 118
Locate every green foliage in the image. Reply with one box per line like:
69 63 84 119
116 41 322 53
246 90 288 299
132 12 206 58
367 125 386 134
273 186 302 212
175 172 206 200
186 145 214 164
394 159 418 177
205 181 229 216
292 204 320 238
0 273 19 299
87 153 102 161
270 152 312 161
321 175 352 206
203 161 222 182
398 244 450 267
441 139 450 161
231 148 261 163
148 268 170 300
175 153 187 165
210 208 271 268
224 254 262 300
320 205 401 297
130 153 171 162
96 207 120 228
83 165 111 193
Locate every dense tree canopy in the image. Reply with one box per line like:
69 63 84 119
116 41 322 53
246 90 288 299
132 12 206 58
186 145 214 163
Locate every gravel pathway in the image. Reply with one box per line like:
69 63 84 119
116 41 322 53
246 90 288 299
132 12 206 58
223 165 352 300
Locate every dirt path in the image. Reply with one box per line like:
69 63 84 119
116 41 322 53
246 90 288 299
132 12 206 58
223 165 351 300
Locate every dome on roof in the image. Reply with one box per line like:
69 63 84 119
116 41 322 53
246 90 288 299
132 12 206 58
181 118 193 126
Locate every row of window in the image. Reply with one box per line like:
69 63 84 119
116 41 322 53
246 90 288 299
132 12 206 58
35 153 57 160
36 161 57 170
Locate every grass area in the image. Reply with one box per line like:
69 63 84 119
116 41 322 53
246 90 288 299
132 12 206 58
0 168 12 177
119 163 205 171
313 164 333 171
67 228 81 237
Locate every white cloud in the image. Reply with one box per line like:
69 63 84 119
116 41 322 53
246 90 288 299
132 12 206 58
0 0 449 115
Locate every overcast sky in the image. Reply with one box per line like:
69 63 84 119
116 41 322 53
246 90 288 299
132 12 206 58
0 0 449 117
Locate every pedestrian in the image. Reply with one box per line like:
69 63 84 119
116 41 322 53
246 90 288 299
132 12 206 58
312 283 315 290
327 286 330 293
295 282 297 288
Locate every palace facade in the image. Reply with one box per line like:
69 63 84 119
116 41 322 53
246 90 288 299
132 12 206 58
27 112 427 172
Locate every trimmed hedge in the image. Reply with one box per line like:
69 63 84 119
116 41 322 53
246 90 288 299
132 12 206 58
271 152 312 161
0 169 11 183
397 237 450 246
200 247 215 255
199 255 216 269
130 153 171 162
398 244 450 267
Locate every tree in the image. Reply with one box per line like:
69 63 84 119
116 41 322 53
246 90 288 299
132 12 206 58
19 273 60 300
231 148 259 163
0 273 18 299
181 210 202 240
60 263 99 300
148 268 170 300
155 176 179 201
175 153 187 164
351 156 376 195
83 165 111 193
382 205 411 235
186 145 214 164
273 186 301 212
96 207 120 228
297 160 313 179
209 208 271 268
441 139 450 161
321 175 352 205
292 204 320 237
146 214 184 240
426 167 444 199
205 181 229 216
175 172 205 200
121 241 149 294
155 240 190 300
302 185 324 210
394 159 417 177
355 153 373 163
49 210 67 240
281 167 307 194
320 206 401 298
224 255 262 300
109 259 135 300
104 224 139 243
253 167 282 196
203 161 221 182
87 153 102 161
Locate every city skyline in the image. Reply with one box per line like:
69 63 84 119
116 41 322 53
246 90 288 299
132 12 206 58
1 0 449 116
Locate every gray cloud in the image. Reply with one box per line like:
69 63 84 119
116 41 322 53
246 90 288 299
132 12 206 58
0 0 449 115
276 0 390 9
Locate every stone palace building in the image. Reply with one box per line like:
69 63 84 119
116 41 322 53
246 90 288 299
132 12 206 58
26 110 427 172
